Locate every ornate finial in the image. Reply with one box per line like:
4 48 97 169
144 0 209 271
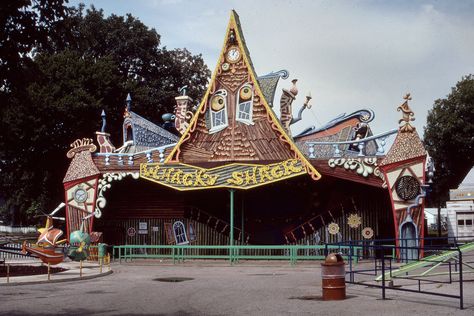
126 93 132 109
229 29 236 43
397 93 415 133
304 92 312 109
290 79 298 96
124 93 132 118
66 138 97 158
100 110 106 133
178 85 188 96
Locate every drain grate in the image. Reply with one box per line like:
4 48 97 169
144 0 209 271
154 277 194 282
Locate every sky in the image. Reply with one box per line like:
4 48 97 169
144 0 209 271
70 0 474 137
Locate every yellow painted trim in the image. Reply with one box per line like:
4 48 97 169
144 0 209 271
164 11 321 181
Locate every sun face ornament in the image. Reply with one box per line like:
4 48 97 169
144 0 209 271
347 214 362 228
328 222 340 235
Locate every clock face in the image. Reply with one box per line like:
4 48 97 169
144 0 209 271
74 188 88 203
395 176 420 201
226 46 241 63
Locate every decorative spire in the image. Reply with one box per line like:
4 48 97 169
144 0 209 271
397 93 415 133
124 93 132 118
101 110 106 133
126 93 132 110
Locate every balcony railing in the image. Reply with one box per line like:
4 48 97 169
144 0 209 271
95 143 177 166
305 128 398 158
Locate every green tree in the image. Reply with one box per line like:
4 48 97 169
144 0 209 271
424 75 474 206
0 4 210 224
0 0 68 91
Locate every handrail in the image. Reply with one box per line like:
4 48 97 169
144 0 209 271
305 128 398 158
113 244 363 265
94 143 177 165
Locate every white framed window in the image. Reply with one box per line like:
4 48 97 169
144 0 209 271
173 221 189 245
236 83 254 125
209 89 228 134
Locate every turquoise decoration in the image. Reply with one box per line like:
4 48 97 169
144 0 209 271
68 230 91 261
98 243 107 258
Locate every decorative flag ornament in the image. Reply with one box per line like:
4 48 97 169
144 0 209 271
362 227 374 239
328 223 340 235
347 214 362 228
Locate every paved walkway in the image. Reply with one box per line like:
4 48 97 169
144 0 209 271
0 260 472 315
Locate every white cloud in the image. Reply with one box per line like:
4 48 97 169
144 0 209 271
72 0 474 136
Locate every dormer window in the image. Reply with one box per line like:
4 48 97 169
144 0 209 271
126 125 133 142
209 89 228 134
236 83 253 125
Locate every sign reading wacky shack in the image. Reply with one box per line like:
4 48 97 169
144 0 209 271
139 159 306 190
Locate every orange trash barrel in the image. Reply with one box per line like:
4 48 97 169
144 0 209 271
321 253 346 300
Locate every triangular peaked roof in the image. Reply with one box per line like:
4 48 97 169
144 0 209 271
165 10 320 181
380 130 426 167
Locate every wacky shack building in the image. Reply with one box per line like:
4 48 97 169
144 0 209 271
62 11 429 259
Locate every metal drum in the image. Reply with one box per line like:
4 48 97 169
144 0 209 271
321 253 346 300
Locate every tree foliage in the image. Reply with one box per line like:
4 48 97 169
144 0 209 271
0 2 210 224
424 75 474 206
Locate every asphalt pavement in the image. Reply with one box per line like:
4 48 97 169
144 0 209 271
0 260 473 315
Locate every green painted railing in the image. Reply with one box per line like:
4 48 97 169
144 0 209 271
113 244 362 265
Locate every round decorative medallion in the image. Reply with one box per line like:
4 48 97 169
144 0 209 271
362 227 374 239
395 175 420 201
221 62 230 71
239 85 252 100
347 214 362 228
210 95 225 111
328 223 340 235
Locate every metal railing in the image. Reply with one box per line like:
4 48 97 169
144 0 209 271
326 237 474 310
95 143 176 166
306 128 398 158
113 244 362 265
0 225 37 234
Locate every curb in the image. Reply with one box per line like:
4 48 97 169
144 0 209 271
1 270 113 286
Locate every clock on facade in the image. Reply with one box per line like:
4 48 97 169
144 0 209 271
73 187 88 203
226 46 241 63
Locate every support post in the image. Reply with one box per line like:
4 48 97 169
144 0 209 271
437 203 442 238
459 251 464 310
241 197 245 244
80 260 83 278
381 254 386 300
47 262 51 281
6 264 9 284
230 189 235 263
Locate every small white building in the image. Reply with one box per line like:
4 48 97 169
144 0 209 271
424 208 447 230
447 168 474 241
